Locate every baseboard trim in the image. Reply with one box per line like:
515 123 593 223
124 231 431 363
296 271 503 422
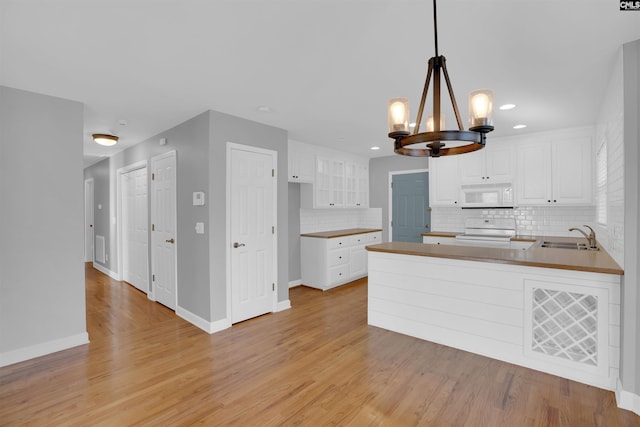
0 332 89 368
616 378 640 416
176 306 231 334
92 262 120 281
288 279 302 288
276 299 291 312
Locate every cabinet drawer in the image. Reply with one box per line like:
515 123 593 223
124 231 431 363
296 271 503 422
328 248 350 266
328 237 350 250
329 264 349 285
365 232 382 244
348 234 368 246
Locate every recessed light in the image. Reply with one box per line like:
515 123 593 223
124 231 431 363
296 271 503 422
513 124 527 129
256 105 272 113
370 146 380 150
499 104 516 110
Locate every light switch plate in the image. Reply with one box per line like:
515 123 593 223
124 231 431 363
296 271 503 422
193 191 205 206
195 222 205 234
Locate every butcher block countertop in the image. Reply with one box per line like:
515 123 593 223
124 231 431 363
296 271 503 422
367 239 623 275
301 228 383 239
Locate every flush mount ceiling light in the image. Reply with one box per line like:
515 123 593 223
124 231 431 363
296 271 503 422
92 133 119 146
387 0 494 157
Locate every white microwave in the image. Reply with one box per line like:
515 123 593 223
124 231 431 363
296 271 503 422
460 183 514 208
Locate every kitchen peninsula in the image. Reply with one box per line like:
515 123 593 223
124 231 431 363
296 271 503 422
366 240 623 390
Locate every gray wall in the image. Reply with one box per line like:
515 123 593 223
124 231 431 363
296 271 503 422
0 86 86 357
622 39 640 395
369 156 429 242
85 109 289 324
288 183 301 282
85 112 212 320
208 110 289 321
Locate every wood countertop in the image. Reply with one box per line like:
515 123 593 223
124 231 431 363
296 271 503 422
301 228 383 239
367 240 623 275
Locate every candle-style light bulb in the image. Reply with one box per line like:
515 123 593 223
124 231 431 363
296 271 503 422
388 98 410 134
426 114 445 132
469 89 494 129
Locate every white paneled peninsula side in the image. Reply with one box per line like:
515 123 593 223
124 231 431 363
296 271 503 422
301 228 382 290
366 241 623 390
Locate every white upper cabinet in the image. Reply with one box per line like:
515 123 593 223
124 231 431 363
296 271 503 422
345 162 369 207
429 155 460 206
516 135 593 206
460 143 513 183
315 157 346 208
299 143 370 209
288 140 315 183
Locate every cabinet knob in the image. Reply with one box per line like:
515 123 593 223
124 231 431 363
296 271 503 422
553 199 557 203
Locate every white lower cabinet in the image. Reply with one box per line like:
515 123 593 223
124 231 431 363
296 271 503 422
302 231 382 290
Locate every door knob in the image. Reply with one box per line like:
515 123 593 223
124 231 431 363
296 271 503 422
166 238 175 244
233 242 245 248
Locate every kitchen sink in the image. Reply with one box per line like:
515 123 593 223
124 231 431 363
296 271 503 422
538 241 598 251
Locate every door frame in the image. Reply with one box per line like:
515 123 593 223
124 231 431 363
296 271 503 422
84 178 94 262
225 142 278 323
388 168 429 242
116 160 149 292
150 150 178 305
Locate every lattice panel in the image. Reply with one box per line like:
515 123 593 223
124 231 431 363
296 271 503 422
531 288 598 366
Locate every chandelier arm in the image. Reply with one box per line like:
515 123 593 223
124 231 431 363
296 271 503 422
414 59 434 135
440 57 465 130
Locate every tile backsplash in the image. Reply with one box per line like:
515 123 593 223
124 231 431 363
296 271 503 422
300 208 382 234
432 206 596 237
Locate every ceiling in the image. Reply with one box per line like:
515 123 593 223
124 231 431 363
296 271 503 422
2 1 639 167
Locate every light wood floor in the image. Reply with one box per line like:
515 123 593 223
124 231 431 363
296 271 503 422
1 264 638 426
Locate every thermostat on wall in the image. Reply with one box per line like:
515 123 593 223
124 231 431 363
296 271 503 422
193 191 205 206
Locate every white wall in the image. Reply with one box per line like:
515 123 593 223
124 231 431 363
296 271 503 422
299 208 382 234
0 86 87 366
594 47 625 267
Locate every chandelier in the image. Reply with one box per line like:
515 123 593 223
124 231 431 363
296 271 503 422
388 0 494 157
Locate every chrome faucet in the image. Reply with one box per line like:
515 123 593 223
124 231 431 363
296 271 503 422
569 225 597 249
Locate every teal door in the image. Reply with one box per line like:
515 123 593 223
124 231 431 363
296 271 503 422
392 172 430 243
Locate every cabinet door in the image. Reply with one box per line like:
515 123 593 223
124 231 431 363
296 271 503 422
552 136 593 205
429 156 460 206
485 143 513 182
315 158 333 207
344 162 359 207
350 245 367 279
330 159 346 207
516 142 552 205
288 142 315 183
459 150 485 183
357 163 369 207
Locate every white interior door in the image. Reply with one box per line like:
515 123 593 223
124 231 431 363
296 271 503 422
122 167 149 293
229 144 276 324
151 152 177 310
84 179 94 262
